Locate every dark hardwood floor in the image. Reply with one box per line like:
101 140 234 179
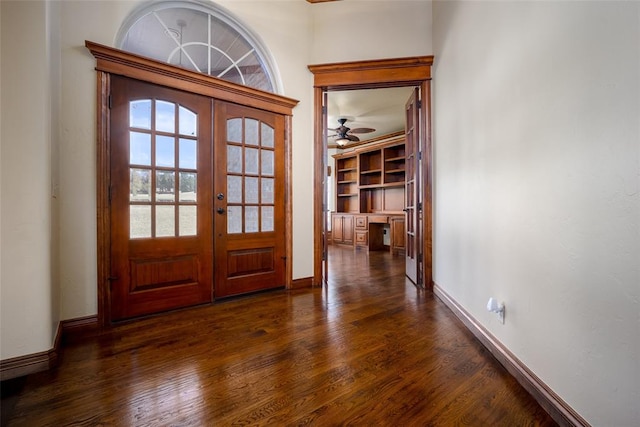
2 246 556 426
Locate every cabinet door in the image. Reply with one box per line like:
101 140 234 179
391 216 405 254
332 214 344 243
343 215 354 244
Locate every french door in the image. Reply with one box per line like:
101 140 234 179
109 77 285 320
405 87 422 285
110 76 213 320
213 102 286 297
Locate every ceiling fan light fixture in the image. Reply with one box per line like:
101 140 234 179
336 137 350 147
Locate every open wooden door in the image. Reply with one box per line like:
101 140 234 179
405 87 422 285
213 101 286 298
109 76 213 320
322 91 329 284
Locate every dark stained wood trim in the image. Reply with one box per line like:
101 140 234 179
0 350 55 381
308 56 433 89
85 41 298 116
308 57 433 288
285 114 293 289
290 276 314 289
313 87 325 286
61 315 100 344
433 283 591 427
0 324 61 381
0 315 101 380
420 80 433 289
307 0 340 3
96 71 110 328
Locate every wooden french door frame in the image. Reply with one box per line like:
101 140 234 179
87 41 298 326
308 56 434 288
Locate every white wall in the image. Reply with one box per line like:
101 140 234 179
433 2 640 425
58 0 140 320
0 1 57 359
311 0 432 63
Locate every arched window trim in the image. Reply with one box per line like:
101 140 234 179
114 0 284 94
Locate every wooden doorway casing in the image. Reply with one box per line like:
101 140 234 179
308 56 434 288
87 41 298 326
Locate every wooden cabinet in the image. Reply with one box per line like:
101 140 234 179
332 214 354 245
332 136 406 252
390 216 405 254
354 216 368 247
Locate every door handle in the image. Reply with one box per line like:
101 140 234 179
217 207 225 215
217 193 225 200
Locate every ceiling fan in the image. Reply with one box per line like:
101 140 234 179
328 118 375 147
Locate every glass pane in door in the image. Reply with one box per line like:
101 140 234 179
128 99 199 239
226 117 276 234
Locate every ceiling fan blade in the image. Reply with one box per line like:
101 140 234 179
349 127 376 134
347 135 360 142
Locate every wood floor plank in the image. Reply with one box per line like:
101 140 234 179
3 246 557 426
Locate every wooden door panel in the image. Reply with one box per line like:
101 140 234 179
332 215 343 242
110 76 213 320
343 215 354 244
213 101 286 298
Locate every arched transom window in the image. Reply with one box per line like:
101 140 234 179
117 1 280 93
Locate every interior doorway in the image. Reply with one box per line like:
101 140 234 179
308 56 434 289
324 87 417 282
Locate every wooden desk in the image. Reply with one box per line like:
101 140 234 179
345 213 404 253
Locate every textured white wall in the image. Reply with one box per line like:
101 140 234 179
433 2 640 425
58 0 139 320
0 1 55 359
311 0 432 63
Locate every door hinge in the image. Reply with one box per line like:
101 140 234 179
417 99 422 109
108 95 112 109
322 105 327 114
418 202 422 211
418 151 422 160
108 185 112 203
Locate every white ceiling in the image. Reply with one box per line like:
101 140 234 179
326 86 415 144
